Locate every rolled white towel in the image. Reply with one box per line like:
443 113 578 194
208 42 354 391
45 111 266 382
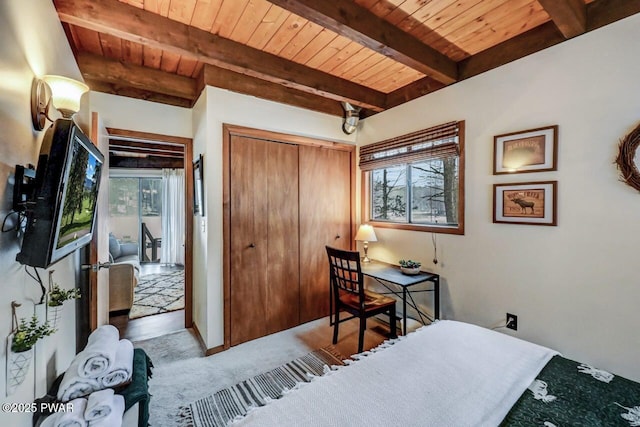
84 388 115 422
85 394 125 427
42 398 88 427
58 356 100 402
77 325 120 378
99 339 133 388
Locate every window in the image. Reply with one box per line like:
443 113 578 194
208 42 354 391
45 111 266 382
361 121 464 234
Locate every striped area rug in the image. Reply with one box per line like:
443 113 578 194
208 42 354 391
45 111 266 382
177 347 345 427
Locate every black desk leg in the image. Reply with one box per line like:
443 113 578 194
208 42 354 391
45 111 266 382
434 277 440 320
403 287 407 335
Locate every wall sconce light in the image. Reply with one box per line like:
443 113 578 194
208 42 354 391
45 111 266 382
355 224 377 263
31 75 89 130
341 101 361 135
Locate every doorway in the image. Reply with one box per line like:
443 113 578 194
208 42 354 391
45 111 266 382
105 128 193 341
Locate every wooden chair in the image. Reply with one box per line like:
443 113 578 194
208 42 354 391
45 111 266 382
326 246 398 353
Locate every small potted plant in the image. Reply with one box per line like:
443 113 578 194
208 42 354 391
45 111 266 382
399 259 421 275
47 277 81 327
7 314 56 395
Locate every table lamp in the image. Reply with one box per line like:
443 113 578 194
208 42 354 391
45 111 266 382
355 224 377 263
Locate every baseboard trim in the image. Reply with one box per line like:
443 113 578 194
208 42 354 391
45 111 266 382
191 322 225 356
205 344 225 356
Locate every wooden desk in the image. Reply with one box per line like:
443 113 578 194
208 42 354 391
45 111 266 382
361 261 440 334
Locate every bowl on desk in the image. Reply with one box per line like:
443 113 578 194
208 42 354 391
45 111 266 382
400 266 421 275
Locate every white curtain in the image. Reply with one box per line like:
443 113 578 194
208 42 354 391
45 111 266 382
161 169 185 265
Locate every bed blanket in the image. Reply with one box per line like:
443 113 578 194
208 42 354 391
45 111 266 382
501 355 640 426
233 320 557 427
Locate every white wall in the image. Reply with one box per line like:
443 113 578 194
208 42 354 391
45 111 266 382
89 92 192 138
0 1 84 425
192 87 356 348
358 14 640 381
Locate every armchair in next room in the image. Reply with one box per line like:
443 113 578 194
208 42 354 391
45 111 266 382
108 233 141 313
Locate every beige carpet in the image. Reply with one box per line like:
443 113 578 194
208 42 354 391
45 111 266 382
129 270 184 319
141 317 389 427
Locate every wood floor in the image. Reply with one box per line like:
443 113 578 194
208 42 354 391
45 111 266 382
299 317 396 358
109 263 186 341
110 309 185 341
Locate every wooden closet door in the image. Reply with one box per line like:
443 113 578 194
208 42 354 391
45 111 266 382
265 141 300 335
230 136 299 346
230 136 269 346
299 145 352 323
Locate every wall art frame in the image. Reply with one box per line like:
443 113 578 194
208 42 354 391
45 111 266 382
493 181 557 226
193 154 204 216
493 125 558 174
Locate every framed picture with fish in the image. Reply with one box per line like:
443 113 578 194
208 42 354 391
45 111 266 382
493 125 558 174
493 181 557 226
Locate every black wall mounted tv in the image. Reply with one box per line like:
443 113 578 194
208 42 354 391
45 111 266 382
16 118 104 268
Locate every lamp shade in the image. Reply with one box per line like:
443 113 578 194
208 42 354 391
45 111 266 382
42 75 89 117
355 224 377 242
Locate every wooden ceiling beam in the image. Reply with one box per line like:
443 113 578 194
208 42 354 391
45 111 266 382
385 77 447 110
537 0 586 38
109 140 184 153
459 0 640 81
109 146 184 158
199 65 344 117
110 155 183 169
78 53 198 99
54 0 386 111
586 0 640 31
268 0 457 85
85 79 193 108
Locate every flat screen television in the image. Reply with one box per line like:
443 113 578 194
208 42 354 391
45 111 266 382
16 118 104 268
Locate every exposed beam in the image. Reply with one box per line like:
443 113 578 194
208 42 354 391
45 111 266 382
110 155 183 169
199 65 344 117
538 0 586 38
586 0 640 31
268 0 457 85
109 145 184 158
458 21 564 81
459 0 640 81
384 77 447 110
86 79 193 108
109 140 185 155
55 0 386 111
78 53 198 99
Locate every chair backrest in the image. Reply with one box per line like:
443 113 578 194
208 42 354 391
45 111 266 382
326 246 364 304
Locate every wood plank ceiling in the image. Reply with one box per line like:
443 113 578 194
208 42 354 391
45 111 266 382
54 0 638 118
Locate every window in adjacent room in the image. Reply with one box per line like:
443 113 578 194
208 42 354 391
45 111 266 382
361 121 465 235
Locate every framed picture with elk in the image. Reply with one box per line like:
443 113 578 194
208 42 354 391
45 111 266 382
493 181 557 226
493 125 558 174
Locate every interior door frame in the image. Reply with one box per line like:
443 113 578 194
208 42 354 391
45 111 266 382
91 127 194 329
222 124 356 350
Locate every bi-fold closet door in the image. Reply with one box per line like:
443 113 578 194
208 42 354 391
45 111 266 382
229 133 352 347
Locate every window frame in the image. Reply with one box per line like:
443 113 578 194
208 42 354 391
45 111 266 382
361 121 465 235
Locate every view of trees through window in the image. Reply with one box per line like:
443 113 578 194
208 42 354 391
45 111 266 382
371 156 459 226
109 178 162 217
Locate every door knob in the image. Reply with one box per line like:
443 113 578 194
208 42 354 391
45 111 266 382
248 243 256 248
81 262 111 272
335 235 341 240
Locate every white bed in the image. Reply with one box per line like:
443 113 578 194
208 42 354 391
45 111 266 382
232 321 558 427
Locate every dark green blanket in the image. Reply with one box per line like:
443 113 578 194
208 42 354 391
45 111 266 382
120 348 153 427
501 355 640 426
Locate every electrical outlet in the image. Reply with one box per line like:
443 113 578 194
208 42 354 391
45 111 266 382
506 313 518 330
